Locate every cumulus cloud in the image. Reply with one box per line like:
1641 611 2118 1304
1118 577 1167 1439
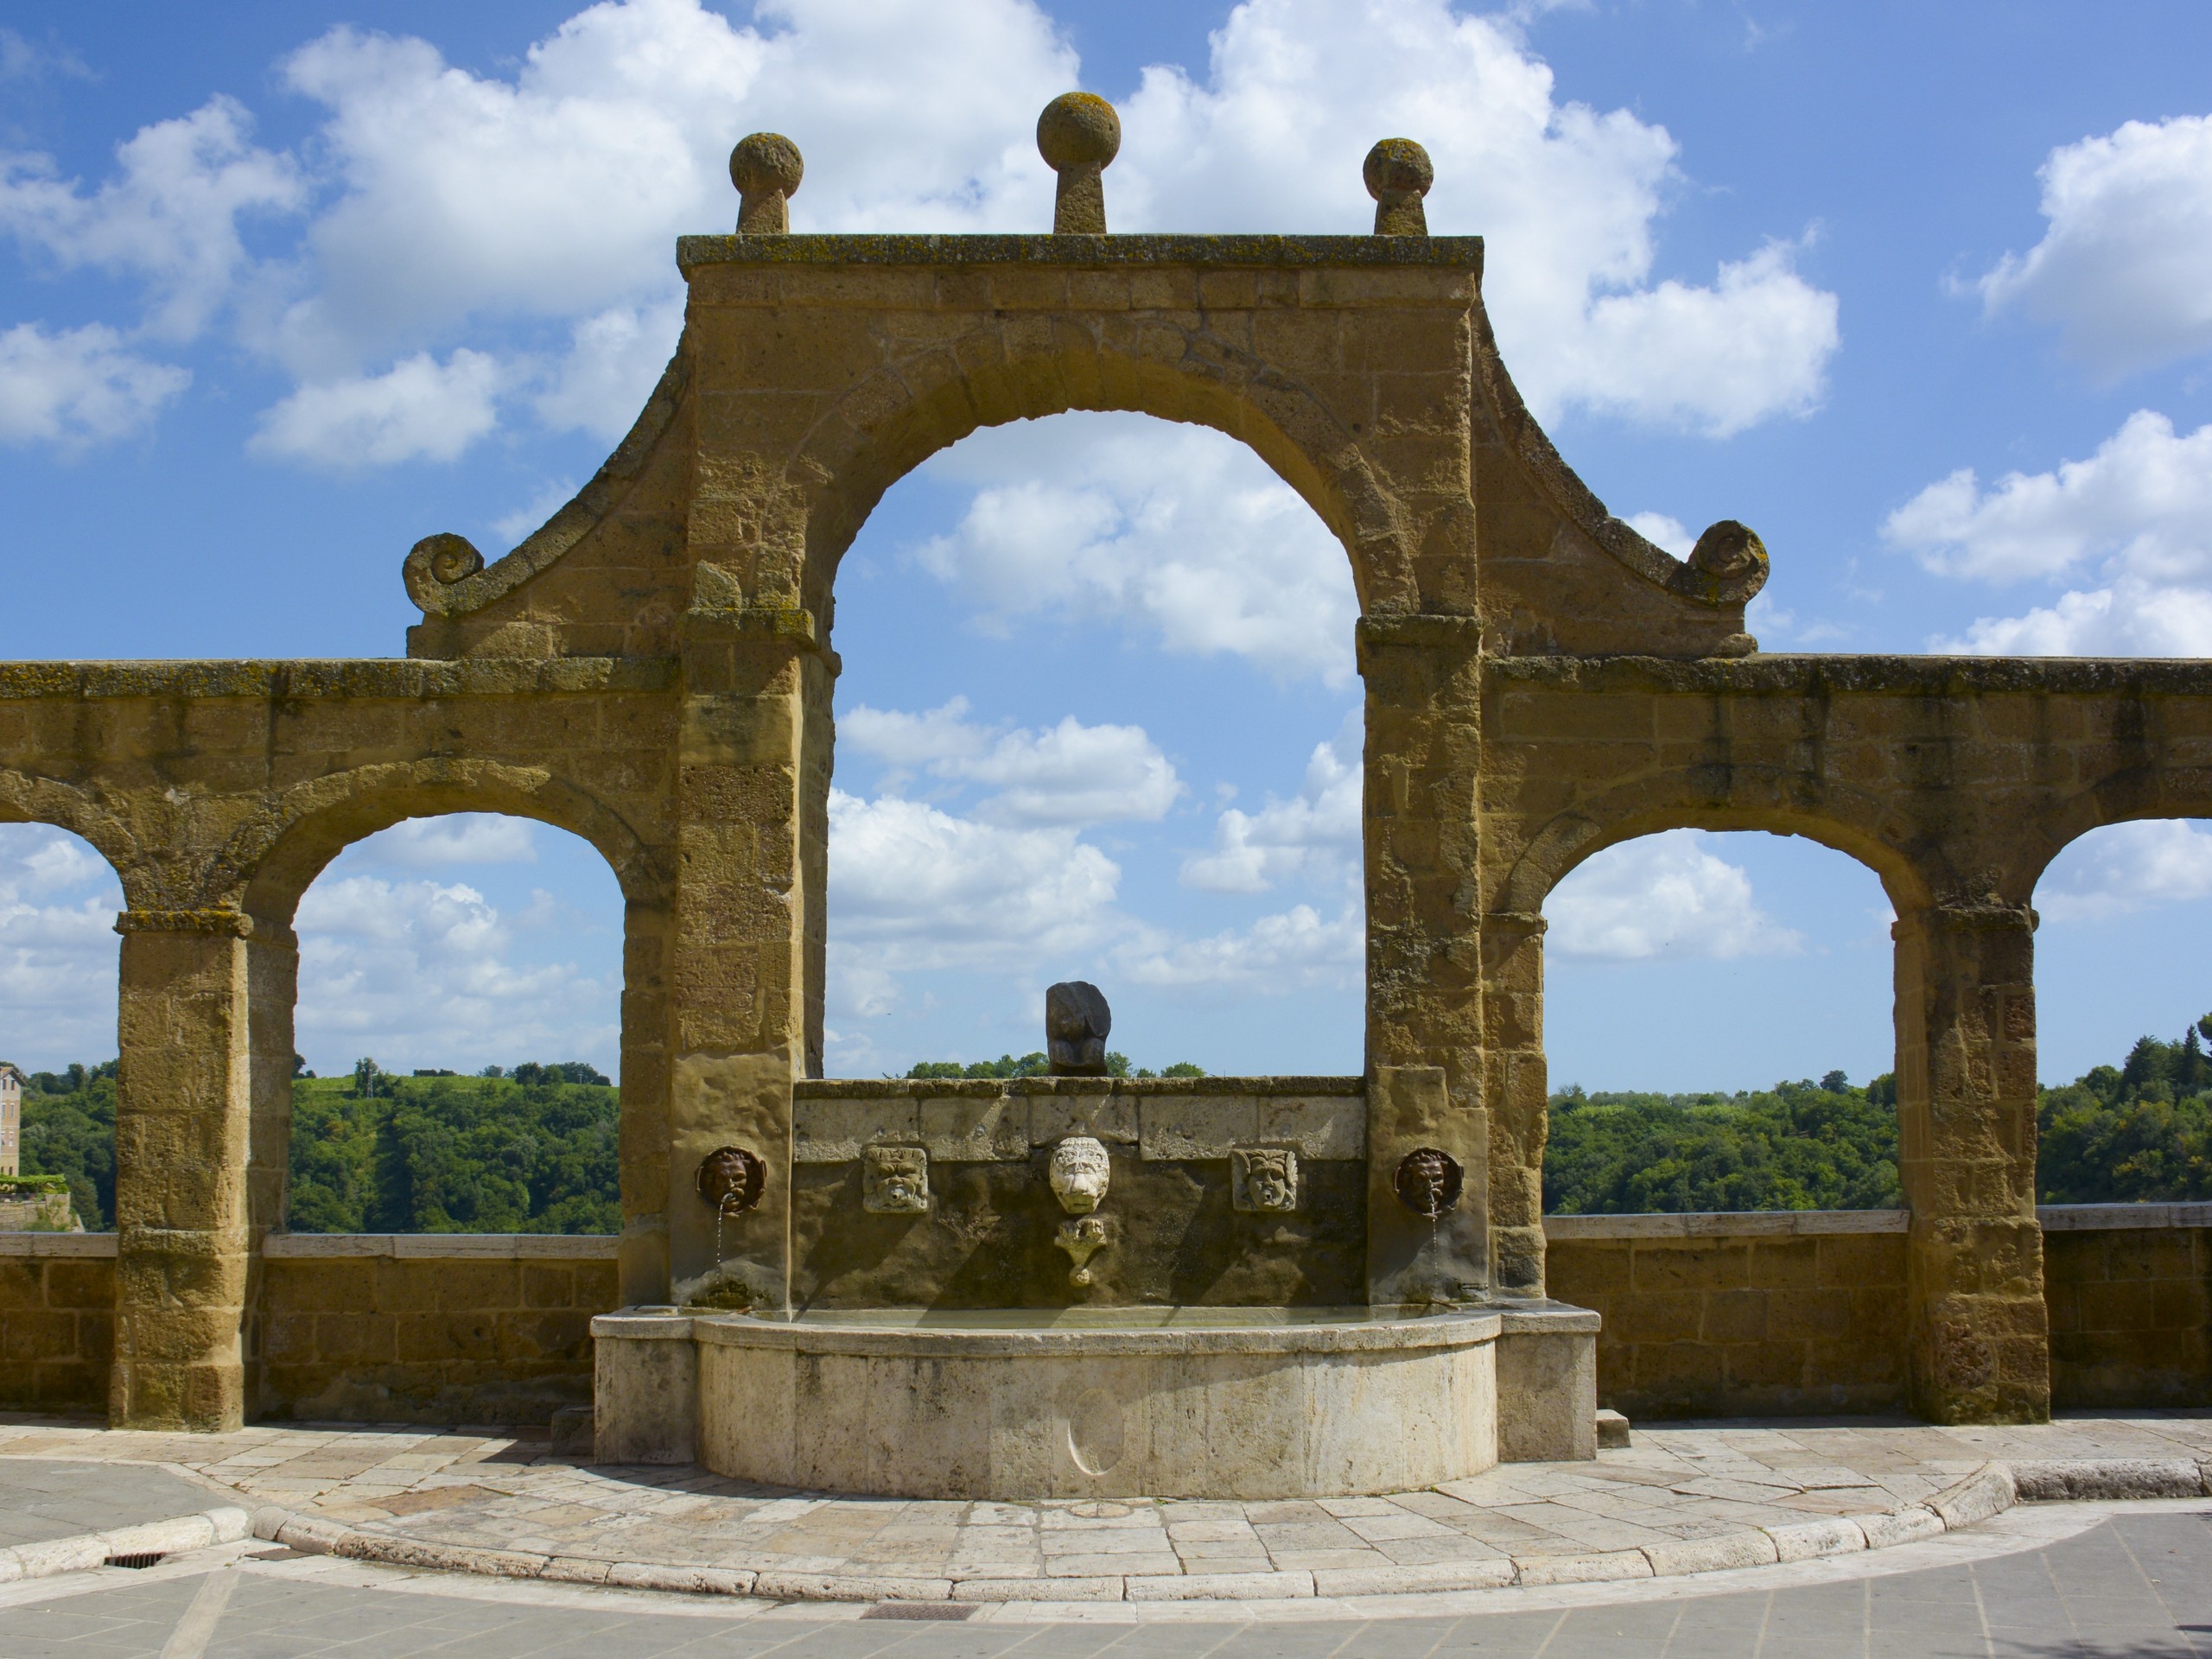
916 414 1361 685
0 321 188 446
1 0 1834 456
1887 410 2212 656
2037 819 2212 924
295 873 617 1070
340 814 541 868
0 826 123 1070
1117 901 1362 994
1182 711 1361 893
0 95 303 341
828 788 1123 971
842 696 1181 826
248 348 505 467
1547 830 1802 960
1977 114 2212 377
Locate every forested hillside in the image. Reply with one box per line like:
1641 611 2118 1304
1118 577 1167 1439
14 1017 2212 1229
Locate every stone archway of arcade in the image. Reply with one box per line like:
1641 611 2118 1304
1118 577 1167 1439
1479 657 2212 1428
0 663 678 1431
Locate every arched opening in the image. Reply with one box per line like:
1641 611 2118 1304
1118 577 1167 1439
284 811 624 1234
2031 817 2212 1205
823 409 1366 1078
1540 828 1899 1214
0 822 123 1231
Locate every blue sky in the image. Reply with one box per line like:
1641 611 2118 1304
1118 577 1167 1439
3 0 2211 1090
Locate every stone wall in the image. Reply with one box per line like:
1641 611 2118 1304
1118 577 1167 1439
0 1234 112 1412
789 1077 1370 1307
1543 1211 1911 1420
256 1235 618 1425
2042 1204 2212 1409
1548 1205 2212 1421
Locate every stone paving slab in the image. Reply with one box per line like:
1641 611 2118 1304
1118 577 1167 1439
0 1458 253 1584
3 1411 2209 1604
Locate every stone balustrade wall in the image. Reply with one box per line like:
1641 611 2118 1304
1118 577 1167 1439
5 1207 2206 1424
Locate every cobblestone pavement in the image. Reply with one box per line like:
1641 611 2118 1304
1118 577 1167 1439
5 1413 2212 1604
1 1502 2209 1656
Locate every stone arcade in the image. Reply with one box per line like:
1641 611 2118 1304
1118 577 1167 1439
3 95 2203 1467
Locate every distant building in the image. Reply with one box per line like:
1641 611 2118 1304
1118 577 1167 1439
0 1062 20 1178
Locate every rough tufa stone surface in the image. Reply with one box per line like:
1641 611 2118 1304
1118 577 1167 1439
1038 92 1120 233
1046 981 1111 1076
1364 137 1433 235
730 132 803 233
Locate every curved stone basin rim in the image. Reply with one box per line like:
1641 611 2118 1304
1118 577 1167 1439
689 1304 1502 1358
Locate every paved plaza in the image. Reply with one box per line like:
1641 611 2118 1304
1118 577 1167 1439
1 1499 2209 1656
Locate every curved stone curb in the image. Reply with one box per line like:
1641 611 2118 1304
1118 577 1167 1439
237 1456 2196 1605
0 1506 252 1585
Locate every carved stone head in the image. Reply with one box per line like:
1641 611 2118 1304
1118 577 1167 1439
1048 1135 1112 1214
1393 1147 1464 1219
1046 981 1111 1075
696 1145 766 1214
863 1145 930 1215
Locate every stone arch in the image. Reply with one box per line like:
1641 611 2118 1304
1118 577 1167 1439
791 321 1418 621
229 760 669 927
1497 770 1935 922
0 767 146 906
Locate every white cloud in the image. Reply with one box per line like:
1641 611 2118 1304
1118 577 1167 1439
0 826 123 1070
249 347 505 467
916 414 1360 686
828 787 1122 970
1624 511 1692 558
2037 819 2212 924
1977 114 2212 377
0 95 303 341
1547 830 1802 960
1114 0 1837 434
0 321 188 447
294 872 617 1070
1887 411 2212 657
342 814 540 868
841 696 1182 825
1549 241 1837 436
1182 711 1361 893
1117 901 1361 993
3 0 1834 461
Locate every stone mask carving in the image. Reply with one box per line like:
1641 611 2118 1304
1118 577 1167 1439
1049 1135 1111 1215
696 1145 766 1214
1046 980 1111 1075
863 1145 930 1214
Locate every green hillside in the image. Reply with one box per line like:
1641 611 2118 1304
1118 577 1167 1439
15 1017 2212 1230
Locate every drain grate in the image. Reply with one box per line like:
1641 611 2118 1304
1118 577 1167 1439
105 1553 165 1570
861 1603 976 1620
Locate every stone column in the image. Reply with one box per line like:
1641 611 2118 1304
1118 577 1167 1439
664 605 831 1306
110 907 255 1431
618 893 675 1306
1892 899 2050 1423
241 918 297 1412
1481 910 1548 1294
1358 613 1491 1292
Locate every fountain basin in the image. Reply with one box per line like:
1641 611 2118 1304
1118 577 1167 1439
594 1305 1503 1500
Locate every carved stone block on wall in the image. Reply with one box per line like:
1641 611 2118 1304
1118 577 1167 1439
862 1146 930 1214
1232 1147 1299 1213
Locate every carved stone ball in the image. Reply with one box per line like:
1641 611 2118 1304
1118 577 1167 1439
1049 1135 1112 1215
1688 519 1767 582
729 131 804 200
1363 137 1433 203
1037 92 1122 173
696 1144 766 1214
1393 1146 1464 1218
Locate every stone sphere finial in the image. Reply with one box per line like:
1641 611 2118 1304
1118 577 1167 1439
1037 92 1121 234
730 131 803 234
1364 138 1433 235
